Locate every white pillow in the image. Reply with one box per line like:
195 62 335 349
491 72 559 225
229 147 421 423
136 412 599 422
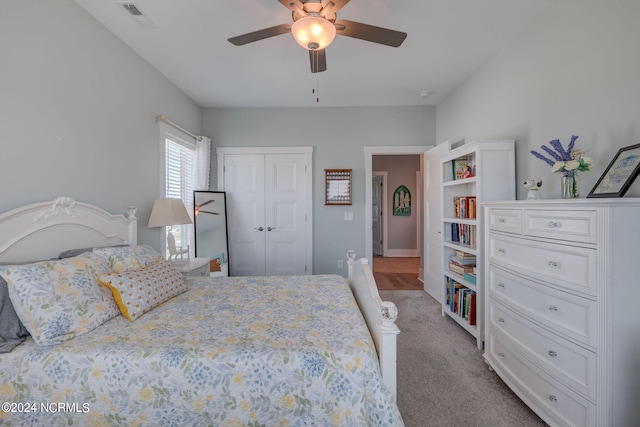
93 245 162 273
98 258 187 321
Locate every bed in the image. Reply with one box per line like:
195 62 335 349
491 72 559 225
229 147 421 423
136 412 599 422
0 197 402 426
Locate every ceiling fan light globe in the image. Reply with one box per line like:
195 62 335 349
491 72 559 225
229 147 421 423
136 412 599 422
291 16 336 50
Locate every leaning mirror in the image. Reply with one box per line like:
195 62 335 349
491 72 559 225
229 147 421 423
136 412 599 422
193 191 229 276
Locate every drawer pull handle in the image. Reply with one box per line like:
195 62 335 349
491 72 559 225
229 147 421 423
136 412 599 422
497 283 506 288
548 305 559 312
548 261 559 268
498 218 506 223
498 248 506 254
547 221 561 228
548 350 558 357
498 352 505 358
548 395 558 403
497 318 505 323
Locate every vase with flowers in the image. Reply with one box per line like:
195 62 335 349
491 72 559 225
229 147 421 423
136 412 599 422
530 135 593 199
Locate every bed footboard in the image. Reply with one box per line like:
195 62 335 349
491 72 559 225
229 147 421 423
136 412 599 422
347 251 399 397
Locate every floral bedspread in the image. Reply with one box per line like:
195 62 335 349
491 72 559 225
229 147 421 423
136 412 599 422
0 275 403 426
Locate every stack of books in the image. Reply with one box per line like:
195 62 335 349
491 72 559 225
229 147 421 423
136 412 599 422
448 250 476 276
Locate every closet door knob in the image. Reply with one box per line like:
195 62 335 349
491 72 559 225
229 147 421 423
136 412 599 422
267 226 276 231
254 227 264 231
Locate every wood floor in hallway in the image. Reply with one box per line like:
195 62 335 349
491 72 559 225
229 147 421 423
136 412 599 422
372 256 423 290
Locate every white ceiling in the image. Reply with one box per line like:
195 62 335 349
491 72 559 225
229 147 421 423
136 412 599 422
75 0 554 108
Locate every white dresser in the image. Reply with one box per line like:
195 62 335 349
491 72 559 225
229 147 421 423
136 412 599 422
484 199 640 427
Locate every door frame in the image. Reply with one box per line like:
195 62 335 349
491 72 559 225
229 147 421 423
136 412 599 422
217 146 313 274
372 171 388 256
364 146 432 264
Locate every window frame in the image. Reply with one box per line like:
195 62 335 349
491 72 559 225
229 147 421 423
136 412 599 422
158 121 196 259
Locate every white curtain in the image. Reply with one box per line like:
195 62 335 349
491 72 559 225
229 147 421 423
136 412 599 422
187 135 211 258
193 136 211 191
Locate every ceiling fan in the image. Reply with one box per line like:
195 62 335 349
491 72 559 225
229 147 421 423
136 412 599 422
195 200 219 216
228 0 407 73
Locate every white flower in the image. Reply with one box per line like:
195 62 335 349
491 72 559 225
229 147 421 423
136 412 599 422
551 161 565 172
565 160 580 170
581 156 593 165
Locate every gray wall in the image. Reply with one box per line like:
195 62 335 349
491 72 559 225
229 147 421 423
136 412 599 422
436 0 640 199
202 107 435 274
0 0 202 248
372 155 421 251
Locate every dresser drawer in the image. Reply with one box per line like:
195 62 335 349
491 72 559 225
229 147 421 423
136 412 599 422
524 210 596 244
488 266 596 347
489 300 596 400
487 333 596 427
489 234 596 296
488 209 522 234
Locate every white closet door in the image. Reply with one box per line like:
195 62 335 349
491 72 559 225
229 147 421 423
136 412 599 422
224 154 266 276
264 154 307 275
423 142 450 302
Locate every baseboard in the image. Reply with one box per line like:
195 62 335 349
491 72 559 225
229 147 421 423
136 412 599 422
384 249 419 257
418 267 424 283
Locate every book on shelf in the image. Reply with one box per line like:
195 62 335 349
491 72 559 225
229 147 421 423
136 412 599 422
452 196 476 219
463 272 477 285
468 292 477 325
455 250 475 259
467 196 477 219
448 283 476 323
452 157 473 180
450 254 476 265
449 262 475 275
450 223 477 247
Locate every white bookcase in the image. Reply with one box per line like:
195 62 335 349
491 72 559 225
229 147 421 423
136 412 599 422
440 140 515 348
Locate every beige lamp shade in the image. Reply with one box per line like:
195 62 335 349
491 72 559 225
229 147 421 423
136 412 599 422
147 198 192 228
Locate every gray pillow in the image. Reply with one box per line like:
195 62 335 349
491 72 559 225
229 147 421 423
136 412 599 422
58 244 128 259
0 274 30 353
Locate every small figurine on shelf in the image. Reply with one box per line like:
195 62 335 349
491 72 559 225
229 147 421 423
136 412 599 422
523 177 543 200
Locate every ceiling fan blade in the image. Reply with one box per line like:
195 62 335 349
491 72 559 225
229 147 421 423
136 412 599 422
196 199 215 209
228 24 291 46
309 49 327 73
334 20 407 47
278 0 305 11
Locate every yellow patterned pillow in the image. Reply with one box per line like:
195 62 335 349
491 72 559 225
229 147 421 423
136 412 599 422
97 258 187 321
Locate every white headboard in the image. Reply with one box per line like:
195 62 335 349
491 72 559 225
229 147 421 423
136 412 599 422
0 197 137 263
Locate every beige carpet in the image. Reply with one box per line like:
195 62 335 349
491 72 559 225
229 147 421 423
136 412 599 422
373 256 420 274
380 290 545 427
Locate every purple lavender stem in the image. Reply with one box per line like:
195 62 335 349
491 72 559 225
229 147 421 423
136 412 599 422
567 135 578 156
530 150 555 166
541 145 563 161
548 139 570 160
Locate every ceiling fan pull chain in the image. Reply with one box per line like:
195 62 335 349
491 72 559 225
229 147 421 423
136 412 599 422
313 50 319 103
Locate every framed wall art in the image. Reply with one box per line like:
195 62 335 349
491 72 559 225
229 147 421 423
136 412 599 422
587 143 640 198
325 169 352 205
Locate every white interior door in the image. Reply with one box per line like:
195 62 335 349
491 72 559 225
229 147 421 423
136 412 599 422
223 154 266 276
264 154 307 275
372 175 383 256
423 142 451 302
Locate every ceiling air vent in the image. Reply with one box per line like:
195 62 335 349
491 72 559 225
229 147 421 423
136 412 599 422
122 3 143 16
118 2 157 29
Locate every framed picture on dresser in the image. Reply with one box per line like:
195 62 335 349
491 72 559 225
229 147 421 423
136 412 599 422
587 143 640 198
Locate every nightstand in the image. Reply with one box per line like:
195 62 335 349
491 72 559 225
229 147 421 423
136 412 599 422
171 257 210 277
